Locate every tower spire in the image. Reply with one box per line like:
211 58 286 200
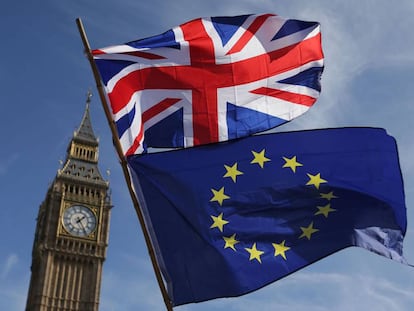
74 90 98 145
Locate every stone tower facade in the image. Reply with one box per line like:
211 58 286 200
26 95 111 311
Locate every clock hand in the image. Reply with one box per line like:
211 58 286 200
76 215 86 223
77 217 88 234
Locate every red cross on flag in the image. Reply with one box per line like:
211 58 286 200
92 14 324 155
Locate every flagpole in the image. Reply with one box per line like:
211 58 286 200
75 18 174 311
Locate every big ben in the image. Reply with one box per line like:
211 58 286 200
26 94 112 311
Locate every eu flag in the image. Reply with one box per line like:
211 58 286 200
127 127 407 306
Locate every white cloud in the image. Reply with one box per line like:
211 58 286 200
0 254 27 311
1 254 18 279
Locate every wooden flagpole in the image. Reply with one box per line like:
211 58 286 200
75 18 174 311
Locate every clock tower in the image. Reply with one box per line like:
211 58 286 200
26 94 112 311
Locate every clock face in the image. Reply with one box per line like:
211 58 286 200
62 205 97 237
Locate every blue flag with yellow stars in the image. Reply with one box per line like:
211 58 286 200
127 127 408 306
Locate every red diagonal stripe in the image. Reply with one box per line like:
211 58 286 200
142 98 182 122
227 14 273 55
125 122 144 156
123 51 166 60
92 49 105 55
251 87 316 107
92 49 165 60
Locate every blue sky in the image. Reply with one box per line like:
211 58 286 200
1 1 414 310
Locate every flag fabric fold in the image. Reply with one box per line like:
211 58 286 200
92 14 324 155
127 127 407 306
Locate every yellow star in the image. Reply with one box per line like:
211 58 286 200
210 213 229 232
210 187 230 206
299 222 319 240
282 156 303 173
223 163 243 183
223 233 239 251
315 203 336 218
320 191 338 201
306 173 327 189
272 240 290 260
250 149 271 168
245 243 264 263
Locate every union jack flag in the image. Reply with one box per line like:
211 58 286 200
92 14 324 155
